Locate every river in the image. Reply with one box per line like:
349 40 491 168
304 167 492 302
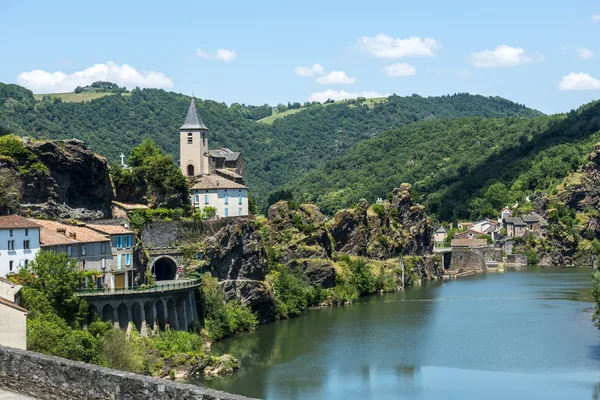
197 268 600 399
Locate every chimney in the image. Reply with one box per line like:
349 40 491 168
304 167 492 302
69 232 76 240
57 228 66 236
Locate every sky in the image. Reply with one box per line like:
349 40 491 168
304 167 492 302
1 0 599 114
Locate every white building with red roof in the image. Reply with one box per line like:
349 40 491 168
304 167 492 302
0 215 40 277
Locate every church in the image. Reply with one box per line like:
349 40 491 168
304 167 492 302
179 99 249 217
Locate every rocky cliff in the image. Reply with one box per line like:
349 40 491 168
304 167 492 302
0 136 113 219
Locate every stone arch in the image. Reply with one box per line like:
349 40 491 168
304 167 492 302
176 296 187 331
156 299 166 331
187 164 194 176
167 297 178 330
131 302 142 333
117 303 129 330
87 304 99 326
144 301 155 330
152 256 178 281
101 304 114 323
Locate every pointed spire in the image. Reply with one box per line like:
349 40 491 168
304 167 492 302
180 98 208 130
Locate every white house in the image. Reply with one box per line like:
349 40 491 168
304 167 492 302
0 215 41 277
190 174 248 218
0 277 26 350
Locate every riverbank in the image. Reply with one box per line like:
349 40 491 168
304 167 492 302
197 268 598 399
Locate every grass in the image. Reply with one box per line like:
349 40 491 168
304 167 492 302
257 96 389 124
33 92 132 103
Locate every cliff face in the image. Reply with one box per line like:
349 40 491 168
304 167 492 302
330 184 433 259
0 137 113 219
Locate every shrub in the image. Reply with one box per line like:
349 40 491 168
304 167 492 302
372 204 386 219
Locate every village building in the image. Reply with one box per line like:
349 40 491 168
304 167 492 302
33 220 136 290
500 206 512 221
457 221 473 231
454 229 481 240
434 226 447 245
111 201 148 219
0 277 27 350
179 99 249 217
0 215 40 277
503 213 547 239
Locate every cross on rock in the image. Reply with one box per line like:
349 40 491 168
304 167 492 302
120 153 126 166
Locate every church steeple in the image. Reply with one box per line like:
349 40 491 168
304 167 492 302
180 99 208 130
180 98 209 177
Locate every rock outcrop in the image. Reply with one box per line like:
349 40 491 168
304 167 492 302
330 183 433 259
0 137 113 219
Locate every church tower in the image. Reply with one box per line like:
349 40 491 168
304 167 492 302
180 99 209 177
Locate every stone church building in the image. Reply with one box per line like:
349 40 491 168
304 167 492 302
179 100 249 217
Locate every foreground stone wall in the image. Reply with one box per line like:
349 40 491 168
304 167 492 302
0 346 254 400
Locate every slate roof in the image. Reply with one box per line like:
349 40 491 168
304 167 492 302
209 148 241 162
521 213 548 226
504 216 526 226
179 99 208 130
190 174 247 190
0 215 40 230
435 226 447 233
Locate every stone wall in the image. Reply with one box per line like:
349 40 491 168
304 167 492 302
0 345 255 400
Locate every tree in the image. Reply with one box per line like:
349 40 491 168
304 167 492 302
74 86 83 94
276 103 287 113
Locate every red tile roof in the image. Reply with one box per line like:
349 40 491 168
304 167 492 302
0 215 40 230
32 220 109 245
190 174 247 190
86 224 133 235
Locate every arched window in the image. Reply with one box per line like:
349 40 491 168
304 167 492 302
187 164 195 176
187 133 193 144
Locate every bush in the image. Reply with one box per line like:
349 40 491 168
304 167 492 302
372 204 386 219
273 266 311 319
97 328 144 373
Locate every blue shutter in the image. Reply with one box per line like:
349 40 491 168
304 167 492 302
205 194 209 204
224 208 229 217
225 194 228 205
126 254 131 266
117 255 122 270
125 236 131 248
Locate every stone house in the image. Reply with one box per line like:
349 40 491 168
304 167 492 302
434 226 447 245
503 216 527 238
454 229 480 240
0 277 27 350
208 148 244 180
503 213 548 239
457 221 473 230
0 215 41 277
111 201 148 219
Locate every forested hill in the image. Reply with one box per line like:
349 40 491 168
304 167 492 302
286 100 600 220
0 82 542 207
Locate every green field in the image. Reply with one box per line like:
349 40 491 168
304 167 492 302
257 97 389 124
33 92 132 103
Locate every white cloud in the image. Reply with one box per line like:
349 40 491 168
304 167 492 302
195 48 236 61
316 70 356 84
382 63 416 77
16 62 173 93
468 45 543 67
578 48 595 60
591 14 600 22
307 89 388 103
357 34 440 58
457 69 472 79
294 64 325 77
558 72 600 91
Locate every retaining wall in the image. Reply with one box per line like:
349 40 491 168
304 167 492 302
0 345 255 400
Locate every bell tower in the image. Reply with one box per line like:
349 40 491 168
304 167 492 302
179 98 209 176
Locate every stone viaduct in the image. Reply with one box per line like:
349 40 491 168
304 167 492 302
80 280 201 335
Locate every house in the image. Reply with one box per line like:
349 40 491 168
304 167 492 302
454 229 481 240
0 215 41 277
179 99 249 217
33 220 136 290
520 213 548 236
472 219 498 234
87 224 137 289
500 207 512 221
0 277 27 350
503 216 527 238
434 226 447 245
457 221 473 231
111 201 148 219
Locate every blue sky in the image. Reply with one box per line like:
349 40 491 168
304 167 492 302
1 0 599 114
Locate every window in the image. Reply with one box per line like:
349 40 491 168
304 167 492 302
238 207 242 216
101 258 106 269
187 132 193 144
126 253 131 266
224 208 229 217
187 164 195 176
9 229 13 237
24 259 28 268
238 194 243 205
101 242 106 254
117 255 122 270
125 236 131 248
7 240 14 251
116 236 123 249
224 194 229 205
25 228 28 236
193 195 199 206
23 240 30 250
67 245 72 256
80 244 86 255
9 261 13 272
202 132 206 146
204 194 209 204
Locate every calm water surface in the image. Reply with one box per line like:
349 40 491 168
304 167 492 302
198 268 600 399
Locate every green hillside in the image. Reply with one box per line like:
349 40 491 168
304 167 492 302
33 92 132 103
0 82 543 208
286 100 600 220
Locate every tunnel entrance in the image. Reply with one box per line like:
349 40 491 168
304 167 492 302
152 257 177 281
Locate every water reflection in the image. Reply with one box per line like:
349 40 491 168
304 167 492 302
199 268 600 399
